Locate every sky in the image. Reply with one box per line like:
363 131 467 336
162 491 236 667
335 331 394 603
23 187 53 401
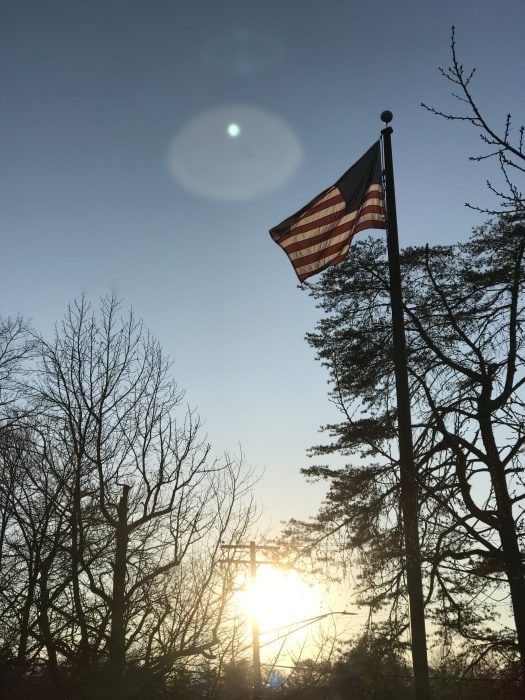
1 0 524 540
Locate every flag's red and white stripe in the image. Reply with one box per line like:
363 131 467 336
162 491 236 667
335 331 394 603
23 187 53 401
269 143 386 282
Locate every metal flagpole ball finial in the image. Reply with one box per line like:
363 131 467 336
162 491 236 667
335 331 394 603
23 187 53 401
381 110 393 124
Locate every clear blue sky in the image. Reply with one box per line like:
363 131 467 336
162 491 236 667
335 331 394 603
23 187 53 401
1 0 524 528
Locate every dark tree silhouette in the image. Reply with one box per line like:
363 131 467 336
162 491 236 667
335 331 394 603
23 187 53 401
422 26 524 217
283 219 525 683
0 315 34 429
0 297 256 698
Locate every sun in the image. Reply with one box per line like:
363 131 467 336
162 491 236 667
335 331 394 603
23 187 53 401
226 122 241 138
235 566 321 632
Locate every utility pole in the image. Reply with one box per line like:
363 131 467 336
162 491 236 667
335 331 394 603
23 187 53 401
249 541 261 692
220 541 281 697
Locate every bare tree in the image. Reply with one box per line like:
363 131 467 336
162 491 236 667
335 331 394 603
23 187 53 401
421 26 524 217
1 295 257 693
0 315 34 429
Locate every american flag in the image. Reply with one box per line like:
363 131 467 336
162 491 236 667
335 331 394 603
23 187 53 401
269 141 386 282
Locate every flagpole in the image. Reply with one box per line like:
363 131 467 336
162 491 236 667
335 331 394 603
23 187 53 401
380 111 430 700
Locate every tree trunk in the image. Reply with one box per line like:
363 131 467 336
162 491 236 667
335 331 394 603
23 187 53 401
17 556 37 665
109 485 130 681
480 409 525 685
38 557 60 687
492 466 525 683
71 472 91 666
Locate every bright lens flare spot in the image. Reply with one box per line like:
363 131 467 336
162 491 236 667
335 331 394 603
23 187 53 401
227 122 241 137
237 568 321 631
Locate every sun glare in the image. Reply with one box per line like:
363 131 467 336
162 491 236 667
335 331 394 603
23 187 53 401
236 567 321 633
